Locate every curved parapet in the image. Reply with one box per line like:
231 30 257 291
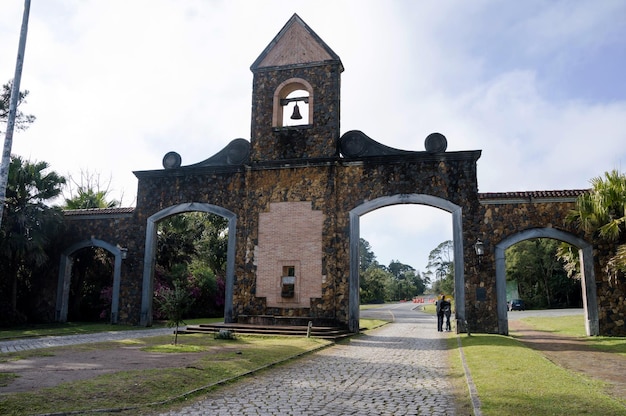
162 138 250 169
339 130 447 158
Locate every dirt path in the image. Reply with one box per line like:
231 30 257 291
0 344 231 394
509 320 626 404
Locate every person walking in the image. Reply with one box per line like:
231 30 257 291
436 295 451 332
444 299 452 331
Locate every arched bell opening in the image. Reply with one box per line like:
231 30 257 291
272 78 314 127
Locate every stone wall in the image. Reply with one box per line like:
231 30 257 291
58 159 626 336
590 240 626 335
62 209 140 323
476 192 626 336
128 149 483 329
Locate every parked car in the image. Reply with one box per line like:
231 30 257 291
509 299 525 311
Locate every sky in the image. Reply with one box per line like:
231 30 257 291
1 1 625 274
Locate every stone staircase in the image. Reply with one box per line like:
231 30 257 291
180 320 354 340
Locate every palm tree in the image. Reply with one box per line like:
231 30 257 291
64 188 119 209
63 170 120 209
567 169 626 280
0 155 65 319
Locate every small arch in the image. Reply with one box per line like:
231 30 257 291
56 238 124 323
272 78 314 127
495 228 598 336
349 194 464 332
140 202 237 327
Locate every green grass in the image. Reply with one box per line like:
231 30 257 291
2 315 625 415
0 372 18 387
521 315 587 337
359 318 388 330
0 333 331 415
422 303 436 314
451 315 626 415
456 333 624 415
521 315 626 356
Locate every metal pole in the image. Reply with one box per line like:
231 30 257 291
0 0 31 228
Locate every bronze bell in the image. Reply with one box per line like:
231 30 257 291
290 102 303 120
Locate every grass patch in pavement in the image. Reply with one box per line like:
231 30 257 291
0 372 18 387
0 334 331 416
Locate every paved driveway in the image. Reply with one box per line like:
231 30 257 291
157 303 456 416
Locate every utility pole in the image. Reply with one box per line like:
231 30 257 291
0 0 31 228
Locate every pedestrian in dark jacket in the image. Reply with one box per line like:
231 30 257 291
444 299 452 331
436 295 449 332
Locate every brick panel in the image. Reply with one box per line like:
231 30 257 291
257 202 323 308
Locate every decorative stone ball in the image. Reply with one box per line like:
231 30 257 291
424 133 447 153
162 151 182 169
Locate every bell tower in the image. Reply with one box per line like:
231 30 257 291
249 14 343 162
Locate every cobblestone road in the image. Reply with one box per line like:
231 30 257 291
157 307 456 416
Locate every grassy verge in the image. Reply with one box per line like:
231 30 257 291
520 315 626 356
0 333 332 415
452 315 626 416
445 336 476 415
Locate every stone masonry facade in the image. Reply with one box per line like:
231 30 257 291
52 14 625 336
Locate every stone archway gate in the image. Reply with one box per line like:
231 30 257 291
55 14 625 336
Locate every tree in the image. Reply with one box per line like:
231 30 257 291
0 80 36 135
360 266 392 304
556 242 581 281
387 260 415 280
426 240 454 295
192 212 228 278
0 80 37 228
0 155 65 323
63 170 120 209
68 246 114 321
567 169 626 281
156 275 194 345
386 260 426 300
506 239 579 308
359 238 378 272
157 214 201 272
154 212 229 320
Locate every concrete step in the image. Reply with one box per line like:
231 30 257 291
179 322 353 340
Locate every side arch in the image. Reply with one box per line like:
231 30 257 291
139 202 237 326
349 194 464 332
495 228 598 335
56 238 124 323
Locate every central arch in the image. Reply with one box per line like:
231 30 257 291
349 194 464 332
495 228 598 335
139 202 237 326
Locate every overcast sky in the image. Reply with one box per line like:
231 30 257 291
1 1 625 274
